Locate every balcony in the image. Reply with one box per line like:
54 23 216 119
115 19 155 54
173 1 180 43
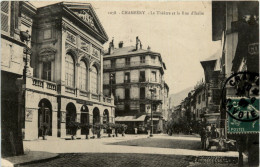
26 77 114 106
26 77 58 95
104 60 162 69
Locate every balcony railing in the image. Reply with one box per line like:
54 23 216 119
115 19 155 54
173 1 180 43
104 60 162 69
28 77 114 105
29 77 57 94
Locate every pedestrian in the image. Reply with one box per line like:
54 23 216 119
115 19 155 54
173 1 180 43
134 127 138 134
200 127 207 149
211 125 217 139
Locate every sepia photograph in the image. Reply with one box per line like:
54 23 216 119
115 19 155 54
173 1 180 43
1 1 259 166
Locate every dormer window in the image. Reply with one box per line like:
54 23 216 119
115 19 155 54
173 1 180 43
140 56 145 63
151 56 156 64
125 57 130 66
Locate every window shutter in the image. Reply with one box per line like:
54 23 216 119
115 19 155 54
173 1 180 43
1 1 10 33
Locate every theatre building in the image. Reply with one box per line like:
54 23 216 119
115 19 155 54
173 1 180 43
103 38 169 133
1 2 115 141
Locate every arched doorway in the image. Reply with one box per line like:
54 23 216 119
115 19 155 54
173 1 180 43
103 109 109 124
38 99 52 138
93 107 100 125
66 103 77 135
81 105 89 135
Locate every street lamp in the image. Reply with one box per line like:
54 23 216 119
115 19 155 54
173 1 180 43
110 73 114 97
149 88 155 137
21 30 32 84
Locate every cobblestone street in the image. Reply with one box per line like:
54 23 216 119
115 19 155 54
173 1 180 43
20 134 238 167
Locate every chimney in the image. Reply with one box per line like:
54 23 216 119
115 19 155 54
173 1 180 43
147 46 151 51
108 39 114 54
118 41 124 48
136 36 140 50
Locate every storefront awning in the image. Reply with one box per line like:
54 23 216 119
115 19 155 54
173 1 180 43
115 115 147 122
207 118 218 123
148 118 160 121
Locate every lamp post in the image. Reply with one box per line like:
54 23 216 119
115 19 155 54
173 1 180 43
149 88 155 137
110 73 114 97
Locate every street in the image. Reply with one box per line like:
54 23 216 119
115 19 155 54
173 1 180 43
21 134 238 167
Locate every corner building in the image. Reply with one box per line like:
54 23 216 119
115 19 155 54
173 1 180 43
103 38 169 133
20 2 115 140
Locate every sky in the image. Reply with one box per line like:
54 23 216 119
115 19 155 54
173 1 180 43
30 1 221 94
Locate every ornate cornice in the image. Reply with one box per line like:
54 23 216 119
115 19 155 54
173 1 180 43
38 47 57 62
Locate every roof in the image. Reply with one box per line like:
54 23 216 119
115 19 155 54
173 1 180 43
37 2 108 44
105 46 161 57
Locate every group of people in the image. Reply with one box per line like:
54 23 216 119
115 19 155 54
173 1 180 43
200 125 220 149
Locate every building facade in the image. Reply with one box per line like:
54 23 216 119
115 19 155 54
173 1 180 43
1 1 37 156
1 2 115 142
103 38 168 133
212 1 259 165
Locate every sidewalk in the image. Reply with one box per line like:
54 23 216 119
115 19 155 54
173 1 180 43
3 134 238 166
23 134 238 157
1 151 58 167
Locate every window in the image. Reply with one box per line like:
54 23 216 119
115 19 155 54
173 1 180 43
139 71 145 82
125 57 130 66
152 104 157 111
140 87 145 99
78 60 87 90
140 104 146 113
42 61 52 81
111 59 116 68
151 56 156 64
202 93 205 101
110 88 116 97
1 1 10 33
151 71 156 82
124 72 130 83
198 95 201 104
125 88 130 100
90 66 98 94
65 53 75 87
140 56 145 63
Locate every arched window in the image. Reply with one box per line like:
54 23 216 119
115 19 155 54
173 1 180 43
78 60 87 90
90 65 98 93
65 53 75 87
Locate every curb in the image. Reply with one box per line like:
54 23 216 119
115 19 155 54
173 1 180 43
13 154 60 167
6 154 60 167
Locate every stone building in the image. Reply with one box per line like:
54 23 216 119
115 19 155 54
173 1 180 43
1 1 37 156
212 1 259 165
103 37 168 133
1 2 115 141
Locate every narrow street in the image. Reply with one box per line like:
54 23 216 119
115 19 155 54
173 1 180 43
21 134 238 167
